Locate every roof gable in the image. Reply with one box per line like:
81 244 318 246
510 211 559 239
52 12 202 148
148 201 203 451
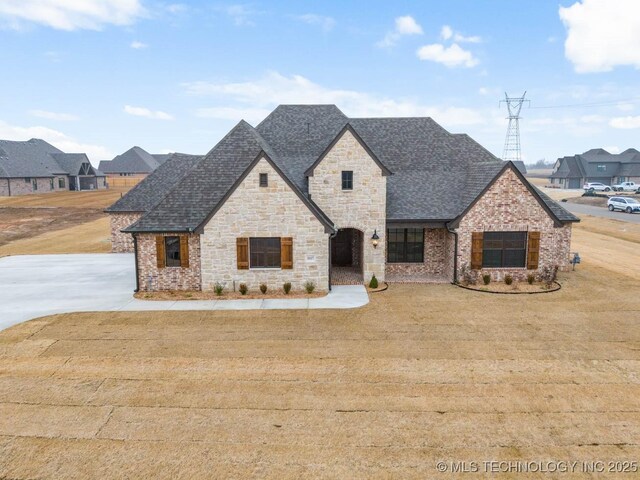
304 123 392 177
100 146 160 174
0 138 66 177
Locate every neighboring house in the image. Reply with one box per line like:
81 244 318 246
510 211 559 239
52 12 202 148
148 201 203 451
108 105 579 293
549 148 640 188
98 146 173 179
105 153 203 253
0 138 107 196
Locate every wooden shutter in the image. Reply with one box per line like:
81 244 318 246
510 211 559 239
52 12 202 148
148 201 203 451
470 232 483 270
527 231 541 270
179 235 190 268
281 237 293 269
237 237 249 270
156 235 166 269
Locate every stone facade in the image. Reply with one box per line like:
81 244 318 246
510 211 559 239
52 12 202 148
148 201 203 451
110 212 143 253
308 129 387 282
200 157 330 292
385 228 452 281
137 233 202 291
455 168 573 281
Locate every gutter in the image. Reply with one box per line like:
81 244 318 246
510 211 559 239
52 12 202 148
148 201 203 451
133 234 140 293
445 221 459 285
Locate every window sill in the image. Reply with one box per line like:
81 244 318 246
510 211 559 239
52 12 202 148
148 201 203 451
480 267 527 270
249 268 282 271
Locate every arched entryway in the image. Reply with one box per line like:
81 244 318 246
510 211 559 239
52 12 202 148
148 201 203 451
331 228 364 285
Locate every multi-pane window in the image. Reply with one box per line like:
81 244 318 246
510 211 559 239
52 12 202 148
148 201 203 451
341 171 353 190
387 228 424 263
482 231 527 268
32 179 38 191
259 173 268 187
165 236 181 267
250 237 281 268
58 177 66 189
50 179 54 190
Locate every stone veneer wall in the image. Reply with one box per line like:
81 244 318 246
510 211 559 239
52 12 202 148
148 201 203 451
455 168 573 281
110 212 143 253
308 129 387 282
137 233 202 291
200 157 329 292
385 228 450 279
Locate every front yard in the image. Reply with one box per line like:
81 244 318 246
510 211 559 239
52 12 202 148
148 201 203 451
1 253 640 477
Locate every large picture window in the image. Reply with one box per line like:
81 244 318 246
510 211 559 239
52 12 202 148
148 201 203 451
387 228 424 263
165 236 181 267
250 237 281 268
482 231 527 268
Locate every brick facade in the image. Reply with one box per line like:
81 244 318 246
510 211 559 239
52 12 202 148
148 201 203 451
308 129 387 283
385 228 453 281
455 168 573 282
0 176 69 196
200 157 330 292
109 213 143 253
137 233 202 291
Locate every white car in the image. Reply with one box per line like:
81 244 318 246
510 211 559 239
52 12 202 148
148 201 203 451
583 182 611 192
608 196 640 213
612 181 638 192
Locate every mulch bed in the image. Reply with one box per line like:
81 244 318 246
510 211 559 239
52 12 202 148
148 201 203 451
135 289 325 301
457 281 561 295
366 282 388 293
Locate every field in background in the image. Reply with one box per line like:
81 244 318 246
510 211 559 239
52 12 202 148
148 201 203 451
0 188 129 209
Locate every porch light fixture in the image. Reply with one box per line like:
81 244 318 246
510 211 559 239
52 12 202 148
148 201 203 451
371 229 380 248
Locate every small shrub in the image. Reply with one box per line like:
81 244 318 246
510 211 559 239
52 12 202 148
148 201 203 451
482 273 491 285
214 283 224 296
527 273 535 285
304 280 315 294
283 282 292 294
239 283 248 295
504 274 513 286
460 263 478 286
259 283 267 294
369 274 378 289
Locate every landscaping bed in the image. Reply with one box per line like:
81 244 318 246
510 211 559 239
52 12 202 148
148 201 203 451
135 289 326 301
458 280 561 294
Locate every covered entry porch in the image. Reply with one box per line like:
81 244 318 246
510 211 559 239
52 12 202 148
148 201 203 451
330 228 364 285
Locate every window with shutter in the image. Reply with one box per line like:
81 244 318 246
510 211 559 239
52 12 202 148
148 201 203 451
281 237 293 269
156 236 166 269
470 232 483 270
527 231 540 270
179 236 190 268
237 237 249 269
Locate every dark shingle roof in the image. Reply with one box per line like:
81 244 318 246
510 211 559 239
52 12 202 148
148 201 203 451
98 146 161 174
511 160 527 174
50 153 93 176
0 139 65 177
535 187 580 223
152 154 172 164
106 153 203 213
552 148 640 180
126 105 577 231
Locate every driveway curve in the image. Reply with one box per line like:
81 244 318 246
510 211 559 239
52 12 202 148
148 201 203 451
0 254 368 331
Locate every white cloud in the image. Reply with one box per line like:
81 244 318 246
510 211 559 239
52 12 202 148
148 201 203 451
124 105 174 120
292 14 335 32
377 15 423 48
440 25 453 40
416 43 479 68
130 40 147 49
165 3 187 14
441 25 481 43
183 71 485 126
610 116 640 129
220 4 260 26
0 0 146 31
0 120 113 162
559 0 640 73
29 109 79 121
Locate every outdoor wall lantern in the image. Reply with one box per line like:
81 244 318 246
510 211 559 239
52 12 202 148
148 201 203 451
371 230 380 248
571 252 581 270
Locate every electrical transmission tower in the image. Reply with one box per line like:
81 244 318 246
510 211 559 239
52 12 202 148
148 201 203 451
500 92 529 162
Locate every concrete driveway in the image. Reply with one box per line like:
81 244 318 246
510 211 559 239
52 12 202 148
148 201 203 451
563 202 640 223
0 254 368 331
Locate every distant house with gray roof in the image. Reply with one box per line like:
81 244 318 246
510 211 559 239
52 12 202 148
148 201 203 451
107 104 578 293
550 148 640 189
98 146 173 179
0 138 107 196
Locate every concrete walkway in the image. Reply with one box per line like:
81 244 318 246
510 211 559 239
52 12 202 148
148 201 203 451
0 254 369 331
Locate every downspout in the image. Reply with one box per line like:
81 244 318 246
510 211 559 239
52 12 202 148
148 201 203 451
7 179 11 197
133 233 140 293
328 228 338 291
445 222 459 284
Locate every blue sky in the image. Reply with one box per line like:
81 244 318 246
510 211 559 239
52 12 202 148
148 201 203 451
0 0 639 165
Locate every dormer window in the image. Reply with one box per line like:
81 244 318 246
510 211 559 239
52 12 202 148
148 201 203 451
259 173 268 187
597 164 606 172
342 171 353 190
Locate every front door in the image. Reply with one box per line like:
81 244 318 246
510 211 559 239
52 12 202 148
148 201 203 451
331 229 352 266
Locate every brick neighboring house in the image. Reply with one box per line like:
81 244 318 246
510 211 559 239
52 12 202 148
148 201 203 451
99 146 172 180
108 105 579 293
549 148 640 189
0 138 107 196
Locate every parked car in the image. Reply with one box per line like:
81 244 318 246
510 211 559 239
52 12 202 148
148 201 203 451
612 181 638 192
583 182 611 192
608 196 640 213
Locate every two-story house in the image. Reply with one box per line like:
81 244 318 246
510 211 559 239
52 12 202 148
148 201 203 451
549 148 640 189
107 105 578 292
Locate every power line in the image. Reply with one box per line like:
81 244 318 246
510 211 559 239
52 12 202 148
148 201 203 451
500 92 529 163
529 97 640 110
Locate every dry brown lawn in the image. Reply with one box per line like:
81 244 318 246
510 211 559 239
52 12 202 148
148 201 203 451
0 216 639 478
0 188 129 209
